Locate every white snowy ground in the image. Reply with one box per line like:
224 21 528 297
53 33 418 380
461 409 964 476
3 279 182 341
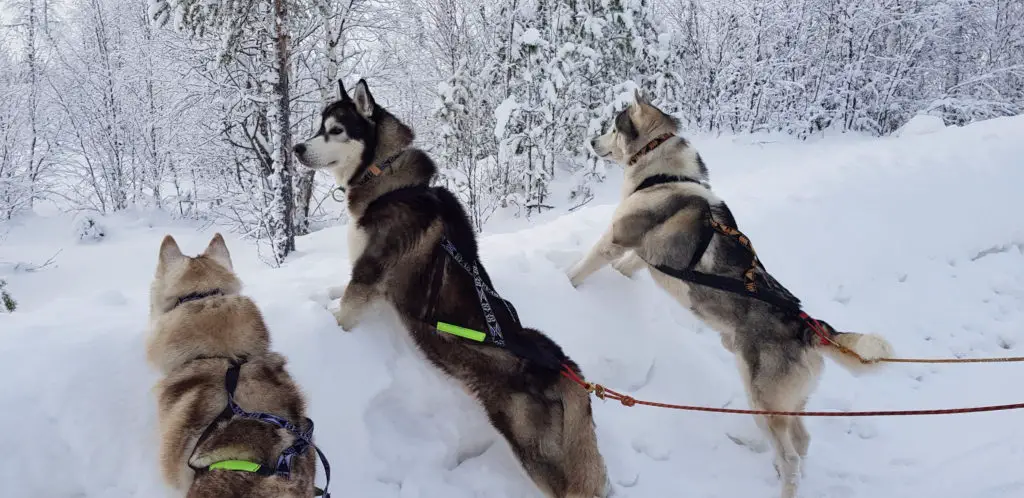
2 115 1024 498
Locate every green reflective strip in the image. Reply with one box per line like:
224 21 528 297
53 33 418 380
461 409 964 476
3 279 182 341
436 321 486 342
208 460 262 472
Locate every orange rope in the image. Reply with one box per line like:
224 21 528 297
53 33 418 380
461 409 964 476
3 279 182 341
801 315 1024 365
877 355 1024 364
559 365 1024 417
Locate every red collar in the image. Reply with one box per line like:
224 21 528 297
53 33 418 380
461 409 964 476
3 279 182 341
628 133 675 166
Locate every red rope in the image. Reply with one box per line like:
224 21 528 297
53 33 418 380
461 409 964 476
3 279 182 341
559 364 1024 417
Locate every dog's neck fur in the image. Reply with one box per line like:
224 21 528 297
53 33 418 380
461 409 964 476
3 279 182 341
621 132 709 199
343 111 436 217
148 294 271 375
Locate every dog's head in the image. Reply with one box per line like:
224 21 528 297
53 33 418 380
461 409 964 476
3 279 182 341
149 233 241 318
147 234 273 374
293 79 413 188
590 89 680 166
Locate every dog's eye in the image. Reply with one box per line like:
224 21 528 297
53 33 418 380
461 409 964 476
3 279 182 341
328 127 344 135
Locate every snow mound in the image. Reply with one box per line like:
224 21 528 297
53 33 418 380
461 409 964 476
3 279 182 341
2 116 1024 497
72 212 107 243
894 114 946 137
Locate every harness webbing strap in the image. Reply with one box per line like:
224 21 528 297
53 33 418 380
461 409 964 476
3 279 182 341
633 174 706 194
653 264 801 312
631 175 830 343
439 236 519 346
435 236 566 370
187 361 242 475
186 359 331 497
688 219 716 269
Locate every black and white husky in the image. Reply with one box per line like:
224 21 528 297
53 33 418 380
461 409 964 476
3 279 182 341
567 90 894 498
294 79 609 498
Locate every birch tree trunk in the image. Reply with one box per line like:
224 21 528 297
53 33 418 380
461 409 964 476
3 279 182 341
269 0 296 262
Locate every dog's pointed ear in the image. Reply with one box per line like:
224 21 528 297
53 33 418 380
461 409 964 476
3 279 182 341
338 79 351 101
201 233 233 270
630 88 651 120
634 88 649 105
352 79 375 118
158 235 184 267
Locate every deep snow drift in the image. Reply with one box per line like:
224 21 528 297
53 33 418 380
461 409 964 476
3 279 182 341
2 116 1024 498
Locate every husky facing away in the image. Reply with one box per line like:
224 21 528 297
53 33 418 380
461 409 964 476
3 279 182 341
293 79 609 498
147 234 326 498
567 91 894 498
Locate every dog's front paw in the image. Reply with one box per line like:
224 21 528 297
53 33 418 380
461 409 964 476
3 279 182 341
333 308 358 332
566 262 585 288
611 260 636 279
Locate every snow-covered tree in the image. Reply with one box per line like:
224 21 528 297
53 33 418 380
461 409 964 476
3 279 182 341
151 0 300 263
1 0 1022 246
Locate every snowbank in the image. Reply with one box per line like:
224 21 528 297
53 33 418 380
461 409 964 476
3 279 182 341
893 114 946 137
2 116 1024 497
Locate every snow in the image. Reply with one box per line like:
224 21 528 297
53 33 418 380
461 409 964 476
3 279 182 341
494 96 519 139
894 114 946 137
3 116 1024 497
519 28 543 46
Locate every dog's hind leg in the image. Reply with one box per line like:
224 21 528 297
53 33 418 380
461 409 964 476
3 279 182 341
741 349 812 498
790 397 812 478
761 413 800 498
558 378 609 498
487 380 608 498
791 399 810 458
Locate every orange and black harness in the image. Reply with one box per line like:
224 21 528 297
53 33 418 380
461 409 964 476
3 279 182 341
626 127 837 346
631 173 835 346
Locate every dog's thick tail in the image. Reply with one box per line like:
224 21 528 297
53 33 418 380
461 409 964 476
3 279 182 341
819 330 894 375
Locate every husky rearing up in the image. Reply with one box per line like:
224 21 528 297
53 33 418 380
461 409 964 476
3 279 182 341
294 79 608 498
567 91 893 498
147 234 323 498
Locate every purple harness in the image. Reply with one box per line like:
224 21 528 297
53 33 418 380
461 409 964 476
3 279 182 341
187 358 331 497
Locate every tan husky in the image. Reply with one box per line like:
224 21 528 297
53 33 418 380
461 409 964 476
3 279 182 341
147 234 326 497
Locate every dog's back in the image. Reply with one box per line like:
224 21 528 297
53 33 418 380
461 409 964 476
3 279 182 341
147 235 315 497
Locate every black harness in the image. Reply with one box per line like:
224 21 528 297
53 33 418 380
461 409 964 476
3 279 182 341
428 235 565 371
186 360 332 496
633 174 709 193
634 175 804 314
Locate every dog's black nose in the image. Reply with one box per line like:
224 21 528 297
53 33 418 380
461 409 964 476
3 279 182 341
589 138 598 147
293 143 306 155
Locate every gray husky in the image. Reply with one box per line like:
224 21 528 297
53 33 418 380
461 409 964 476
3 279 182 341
294 79 608 498
567 90 893 498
